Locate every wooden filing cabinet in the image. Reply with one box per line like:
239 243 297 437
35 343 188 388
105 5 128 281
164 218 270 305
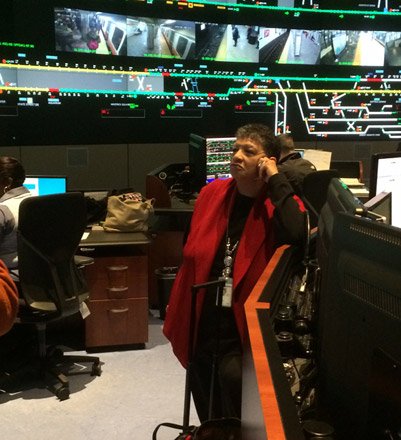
80 232 149 350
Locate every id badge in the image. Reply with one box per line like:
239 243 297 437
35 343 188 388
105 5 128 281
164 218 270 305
222 277 233 308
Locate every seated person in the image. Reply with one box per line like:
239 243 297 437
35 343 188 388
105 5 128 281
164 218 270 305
0 259 18 336
0 157 32 270
277 133 316 197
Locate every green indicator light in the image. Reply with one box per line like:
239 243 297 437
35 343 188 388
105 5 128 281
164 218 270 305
339 14 344 18
294 12 300 16
266 101 274 106
285 11 289 15
246 100 251 105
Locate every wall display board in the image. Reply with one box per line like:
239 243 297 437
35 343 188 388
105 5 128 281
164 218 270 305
2 0 401 145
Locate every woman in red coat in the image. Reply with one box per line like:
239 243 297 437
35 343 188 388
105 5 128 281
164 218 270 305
163 124 305 422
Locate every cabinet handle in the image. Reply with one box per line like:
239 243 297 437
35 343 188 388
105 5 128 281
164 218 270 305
108 308 129 314
107 265 129 271
107 287 128 299
79 247 96 253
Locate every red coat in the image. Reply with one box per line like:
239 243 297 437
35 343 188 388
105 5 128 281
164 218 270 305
0 259 18 336
163 175 304 368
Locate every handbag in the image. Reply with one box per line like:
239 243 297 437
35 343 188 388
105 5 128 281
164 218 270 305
103 192 154 232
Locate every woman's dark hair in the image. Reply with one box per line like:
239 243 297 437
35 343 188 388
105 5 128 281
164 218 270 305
235 123 281 160
0 156 26 188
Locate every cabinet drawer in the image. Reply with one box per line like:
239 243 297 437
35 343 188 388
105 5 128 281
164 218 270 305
84 255 148 300
85 298 148 348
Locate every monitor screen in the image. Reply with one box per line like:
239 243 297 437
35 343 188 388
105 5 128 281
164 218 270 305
189 133 207 193
3 1 401 146
318 177 366 256
369 152 401 228
24 176 67 196
316 177 366 365
206 137 236 183
317 212 401 438
189 134 236 191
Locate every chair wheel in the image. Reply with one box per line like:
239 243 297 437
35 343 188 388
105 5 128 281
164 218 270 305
55 384 70 401
91 363 102 376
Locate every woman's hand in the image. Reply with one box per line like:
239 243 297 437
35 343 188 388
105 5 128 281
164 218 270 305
257 157 279 183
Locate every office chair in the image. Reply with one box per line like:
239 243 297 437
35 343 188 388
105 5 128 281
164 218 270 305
13 192 101 400
302 170 339 227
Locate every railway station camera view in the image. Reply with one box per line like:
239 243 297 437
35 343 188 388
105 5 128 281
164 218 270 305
126 18 195 60
195 23 260 63
384 32 401 65
54 7 401 68
319 31 386 66
54 7 127 56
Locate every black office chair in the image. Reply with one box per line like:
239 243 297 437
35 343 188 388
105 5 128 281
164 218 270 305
13 192 101 400
302 170 339 227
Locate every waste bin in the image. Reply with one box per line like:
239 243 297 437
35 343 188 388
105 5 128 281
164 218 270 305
155 266 178 320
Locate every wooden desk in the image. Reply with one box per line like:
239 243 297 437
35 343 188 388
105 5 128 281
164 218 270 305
81 229 150 246
79 229 151 350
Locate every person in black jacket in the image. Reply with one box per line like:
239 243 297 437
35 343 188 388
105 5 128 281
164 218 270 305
277 133 316 198
232 26 240 47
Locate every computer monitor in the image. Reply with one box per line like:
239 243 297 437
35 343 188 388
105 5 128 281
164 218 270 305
318 177 366 259
316 177 366 381
189 133 207 193
369 151 401 228
206 137 236 183
24 176 67 196
189 134 236 191
317 212 401 439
